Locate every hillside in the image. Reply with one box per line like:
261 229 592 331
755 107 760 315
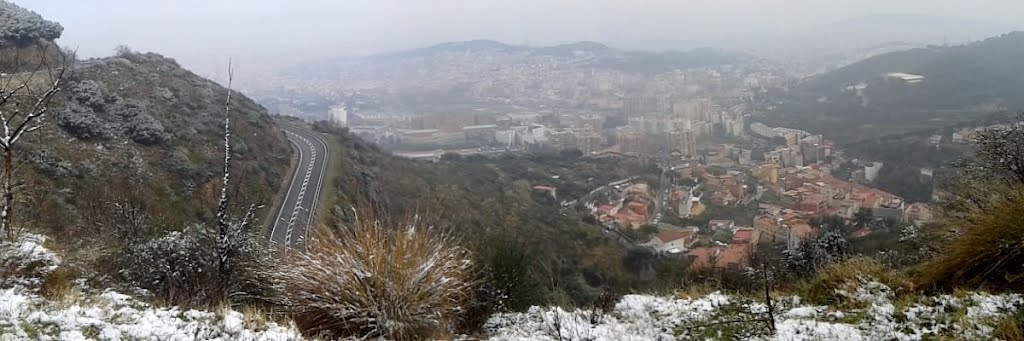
245 40 747 115
3 43 291 273
761 31 1024 142
313 40 746 75
312 123 681 306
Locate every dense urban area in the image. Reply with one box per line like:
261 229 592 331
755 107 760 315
3 1 1024 340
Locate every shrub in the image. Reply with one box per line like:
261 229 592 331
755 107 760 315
263 219 479 340
125 113 169 145
118 227 216 306
918 186 1024 291
0 1 63 47
69 80 106 110
108 98 144 119
782 228 851 278
799 257 906 307
55 105 109 140
23 148 74 177
455 238 545 333
0 233 60 291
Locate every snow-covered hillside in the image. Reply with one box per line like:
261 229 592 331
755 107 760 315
0 289 300 340
484 282 1023 341
0 234 301 340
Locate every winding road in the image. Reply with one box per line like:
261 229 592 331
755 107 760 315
270 124 329 249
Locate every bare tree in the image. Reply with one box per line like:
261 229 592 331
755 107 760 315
0 45 69 240
213 60 258 296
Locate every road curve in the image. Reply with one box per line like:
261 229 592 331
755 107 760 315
270 124 329 249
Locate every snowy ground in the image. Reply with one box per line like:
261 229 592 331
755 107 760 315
484 282 1023 341
0 233 302 340
0 288 302 340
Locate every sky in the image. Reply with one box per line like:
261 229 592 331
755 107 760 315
20 0 1024 77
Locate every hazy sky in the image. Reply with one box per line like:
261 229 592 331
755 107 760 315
22 0 1024 77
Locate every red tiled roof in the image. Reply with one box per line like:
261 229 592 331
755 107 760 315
732 229 754 244
656 230 695 244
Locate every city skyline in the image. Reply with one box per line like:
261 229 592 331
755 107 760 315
25 0 1023 77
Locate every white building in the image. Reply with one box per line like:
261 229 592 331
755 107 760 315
329 104 348 127
865 162 884 182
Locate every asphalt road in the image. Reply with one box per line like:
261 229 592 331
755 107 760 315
270 124 329 249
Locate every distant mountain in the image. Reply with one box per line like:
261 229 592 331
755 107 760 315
761 31 1024 142
819 14 1012 43
802 31 1024 108
285 40 747 79
376 39 526 60
739 14 1017 70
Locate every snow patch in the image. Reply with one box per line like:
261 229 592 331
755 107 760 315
0 289 302 340
485 283 1024 340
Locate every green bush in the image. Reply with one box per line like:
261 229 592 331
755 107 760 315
800 257 906 307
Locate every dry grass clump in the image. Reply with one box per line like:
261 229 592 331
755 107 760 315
800 257 906 307
265 218 479 340
918 187 1024 291
995 312 1024 341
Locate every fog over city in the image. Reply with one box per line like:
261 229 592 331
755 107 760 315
26 0 1024 76
6 0 1024 338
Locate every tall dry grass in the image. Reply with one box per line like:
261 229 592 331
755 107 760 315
919 186 1024 291
264 217 479 340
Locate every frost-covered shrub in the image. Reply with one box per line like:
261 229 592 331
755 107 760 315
22 148 73 177
263 219 479 340
108 98 144 120
69 80 106 110
0 233 60 291
0 1 63 47
119 222 269 307
783 229 850 278
55 105 109 140
118 227 216 305
125 113 169 145
232 138 249 156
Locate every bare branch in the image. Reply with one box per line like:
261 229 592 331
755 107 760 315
0 43 70 239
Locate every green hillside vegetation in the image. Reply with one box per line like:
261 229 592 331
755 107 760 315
0 45 290 290
313 123 685 308
762 31 1024 142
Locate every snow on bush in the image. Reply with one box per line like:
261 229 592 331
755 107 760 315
0 0 63 47
263 219 478 340
56 104 111 140
125 112 169 145
69 80 107 111
484 283 1024 341
0 233 60 291
0 288 301 340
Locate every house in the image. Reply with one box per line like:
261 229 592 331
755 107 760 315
731 228 758 245
708 220 735 231
688 244 752 271
531 185 557 199
647 228 699 254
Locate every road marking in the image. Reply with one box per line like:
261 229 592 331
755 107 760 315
270 133 304 243
272 126 330 250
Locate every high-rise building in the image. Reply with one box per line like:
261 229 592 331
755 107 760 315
624 96 657 116
672 98 714 122
618 128 645 155
670 129 697 157
548 129 578 151
329 104 348 127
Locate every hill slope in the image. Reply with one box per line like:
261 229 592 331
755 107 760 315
13 51 291 246
762 31 1024 142
313 124 680 306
